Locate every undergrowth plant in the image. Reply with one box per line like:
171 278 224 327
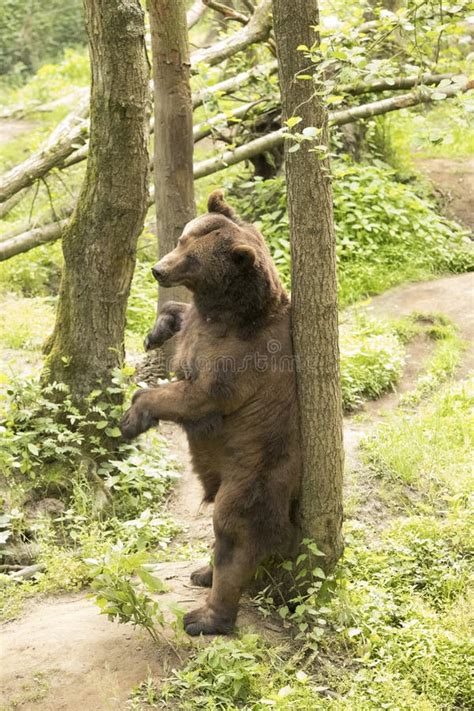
227 160 472 304
340 314 405 410
0 365 181 620
85 541 184 654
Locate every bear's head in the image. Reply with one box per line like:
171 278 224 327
152 191 259 292
151 191 287 324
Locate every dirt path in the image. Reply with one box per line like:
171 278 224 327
415 157 474 234
1 273 473 711
0 119 40 148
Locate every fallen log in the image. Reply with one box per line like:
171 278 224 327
187 0 207 28
0 93 89 204
1 78 472 262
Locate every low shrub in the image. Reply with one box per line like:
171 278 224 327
227 160 472 305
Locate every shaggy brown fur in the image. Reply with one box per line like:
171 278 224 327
120 190 301 636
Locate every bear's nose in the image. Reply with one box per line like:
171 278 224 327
151 265 165 282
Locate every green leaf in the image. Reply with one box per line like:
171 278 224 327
105 427 122 438
348 627 362 637
27 443 39 456
137 569 167 593
285 116 302 128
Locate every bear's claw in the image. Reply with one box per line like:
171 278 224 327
119 400 159 441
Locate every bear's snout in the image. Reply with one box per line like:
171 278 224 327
151 264 167 284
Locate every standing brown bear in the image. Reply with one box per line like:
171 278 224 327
120 190 301 635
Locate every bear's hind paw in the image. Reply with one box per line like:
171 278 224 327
183 606 234 636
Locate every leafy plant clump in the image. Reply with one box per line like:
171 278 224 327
0 367 180 619
340 315 405 410
227 160 472 305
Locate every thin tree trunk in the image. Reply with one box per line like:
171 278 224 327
272 0 344 570
43 0 149 399
148 0 196 370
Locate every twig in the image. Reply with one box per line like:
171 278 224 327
203 0 249 24
40 176 59 222
28 180 41 225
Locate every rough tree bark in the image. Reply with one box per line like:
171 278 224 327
43 0 149 398
148 0 196 369
272 0 344 570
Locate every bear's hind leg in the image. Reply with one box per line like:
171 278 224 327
184 532 256 636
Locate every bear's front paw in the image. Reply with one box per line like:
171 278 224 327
183 605 234 636
120 393 159 441
144 313 176 351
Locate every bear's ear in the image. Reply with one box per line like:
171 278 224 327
231 244 257 267
207 189 237 220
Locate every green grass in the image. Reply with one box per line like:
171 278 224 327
362 377 473 501
399 320 466 407
385 98 474 161
0 294 55 350
340 314 405 410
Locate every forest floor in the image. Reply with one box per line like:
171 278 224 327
414 157 474 233
1 270 473 711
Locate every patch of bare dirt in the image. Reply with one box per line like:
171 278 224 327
1 273 473 710
415 157 474 233
0 120 40 148
367 272 474 376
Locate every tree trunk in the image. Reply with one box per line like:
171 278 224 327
148 0 196 370
272 0 344 571
44 0 149 398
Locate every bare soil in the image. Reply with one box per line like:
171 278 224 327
1 272 473 710
0 120 40 148
415 157 474 234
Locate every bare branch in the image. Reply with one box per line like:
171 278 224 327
191 0 272 67
0 89 88 120
342 72 456 96
0 187 31 219
187 0 208 28
203 0 249 24
192 60 277 108
330 80 473 126
193 99 267 141
0 220 67 260
2 78 472 262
